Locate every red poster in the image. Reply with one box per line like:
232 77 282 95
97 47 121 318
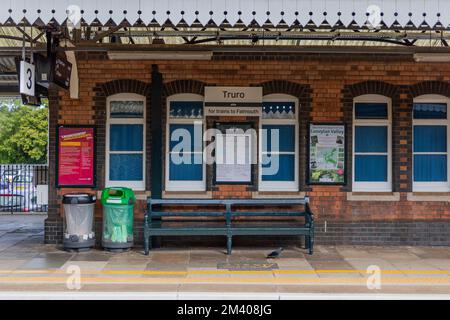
57 127 95 187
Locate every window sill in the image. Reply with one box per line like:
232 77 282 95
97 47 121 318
407 192 450 202
162 191 212 199
347 192 400 202
252 191 305 199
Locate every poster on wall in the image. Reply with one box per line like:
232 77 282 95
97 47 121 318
308 123 346 185
57 126 96 187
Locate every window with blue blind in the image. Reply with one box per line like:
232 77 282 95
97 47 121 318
261 125 296 181
107 95 146 190
413 99 449 189
353 98 391 191
168 123 203 181
259 97 298 191
166 96 205 191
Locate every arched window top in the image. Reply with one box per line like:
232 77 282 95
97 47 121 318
167 93 204 120
107 93 146 120
353 94 391 121
413 95 448 120
413 94 448 103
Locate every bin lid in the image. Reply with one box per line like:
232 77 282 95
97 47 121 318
62 193 97 204
101 187 136 205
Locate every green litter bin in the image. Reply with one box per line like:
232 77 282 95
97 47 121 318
101 187 136 251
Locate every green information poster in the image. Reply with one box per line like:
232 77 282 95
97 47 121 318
309 123 346 185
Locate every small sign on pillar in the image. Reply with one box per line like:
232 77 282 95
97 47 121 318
19 60 35 97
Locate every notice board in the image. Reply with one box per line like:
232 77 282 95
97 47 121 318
57 126 96 187
308 123 346 185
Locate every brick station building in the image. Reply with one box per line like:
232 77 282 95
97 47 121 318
2 1 450 247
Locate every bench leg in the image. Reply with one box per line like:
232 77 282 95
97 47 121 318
308 233 314 255
226 235 232 255
305 235 310 250
144 235 151 255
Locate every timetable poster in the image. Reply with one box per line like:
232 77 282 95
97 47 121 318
57 126 95 187
309 124 346 185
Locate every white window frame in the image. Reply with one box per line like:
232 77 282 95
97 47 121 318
412 94 450 192
165 93 206 192
106 93 146 191
258 94 299 192
352 94 392 192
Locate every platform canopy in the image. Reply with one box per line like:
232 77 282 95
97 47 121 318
0 0 449 49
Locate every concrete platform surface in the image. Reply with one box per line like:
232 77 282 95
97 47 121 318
1 215 450 299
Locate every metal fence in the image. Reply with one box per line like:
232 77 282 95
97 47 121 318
0 164 48 213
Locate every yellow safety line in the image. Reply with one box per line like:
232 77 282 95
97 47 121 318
1 269 450 275
2 276 450 285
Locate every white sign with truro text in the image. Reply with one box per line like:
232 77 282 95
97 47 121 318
205 87 262 104
20 60 35 96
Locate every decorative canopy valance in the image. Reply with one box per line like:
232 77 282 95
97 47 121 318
1 0 449 30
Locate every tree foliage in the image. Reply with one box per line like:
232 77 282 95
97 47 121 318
0 98 48 164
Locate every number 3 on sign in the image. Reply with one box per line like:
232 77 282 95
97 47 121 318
20 60 35 96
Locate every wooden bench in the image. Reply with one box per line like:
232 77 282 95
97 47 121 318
144 198 314 255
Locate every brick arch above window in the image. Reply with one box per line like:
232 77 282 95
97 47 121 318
256 80 309 98
97 79 152 97
344 80 399 99
409 81 450 98
163 79 207 98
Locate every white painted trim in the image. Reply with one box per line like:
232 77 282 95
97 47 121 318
259 94 299 192
412 95 450 192
105 93 146 191
352 94 392 192
165 93 206 192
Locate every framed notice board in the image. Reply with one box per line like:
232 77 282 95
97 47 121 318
308 123 346 185
57 126 96 188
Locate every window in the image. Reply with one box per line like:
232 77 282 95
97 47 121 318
106 94 146 190
165 94 205 191
259 94 299 191
413 95 449 192
353 95 392 192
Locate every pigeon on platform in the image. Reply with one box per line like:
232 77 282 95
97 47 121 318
266 247 284 259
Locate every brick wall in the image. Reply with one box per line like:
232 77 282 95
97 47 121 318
45 51 450 245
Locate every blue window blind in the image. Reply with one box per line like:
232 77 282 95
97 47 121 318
261 124 295 182
110 124 143 151
414 155 447 182
262 125 295 153
262 154 295 181
169 124 202 152
169 124 203 181
355 126 388 153
413 125 447 182
355 155 388 182
413 103 447 119
413 126 447 153
109 154 143 181
354 126 388 182
169 154 203 181
355 103 388 119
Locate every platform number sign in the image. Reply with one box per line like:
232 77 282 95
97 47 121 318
20 60 35 96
